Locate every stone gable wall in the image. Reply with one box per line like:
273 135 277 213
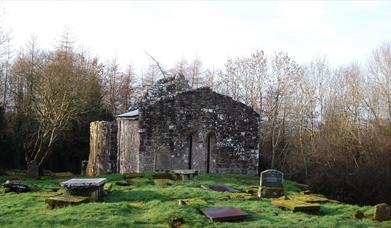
138 87 260 175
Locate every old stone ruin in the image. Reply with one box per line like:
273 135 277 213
87 74 260 176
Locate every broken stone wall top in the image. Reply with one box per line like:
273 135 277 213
141 74 191 104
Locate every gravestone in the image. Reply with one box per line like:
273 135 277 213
258 169 284 198
201 184 239 193
61 178 107 201
3 180 33 193
200 207 248 222
172 169 199 180
373 203 391 221
80 160 88 176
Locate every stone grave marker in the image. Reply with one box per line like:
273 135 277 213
200 206 248 222
3 180 33 193
61 178 107 201
201 184 239 193
373 203 391 221
172 169 199 180
272 196 320 214
258 169 284 198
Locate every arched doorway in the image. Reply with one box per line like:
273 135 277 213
206 132 216 173
187 131 198 170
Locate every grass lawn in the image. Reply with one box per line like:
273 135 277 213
0 173 389 227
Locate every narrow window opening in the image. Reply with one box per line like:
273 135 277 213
188 135 192 169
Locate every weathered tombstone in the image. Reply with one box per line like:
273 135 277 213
61 178 107 201
373 203 391 221
258 169 284 198
201 184 239 193
80 160 88 176
3 180 33 193
26 161 39 179
200 207 248 222
172 169 199 180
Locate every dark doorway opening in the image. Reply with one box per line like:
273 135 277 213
188 135 192 169
206 132 216 173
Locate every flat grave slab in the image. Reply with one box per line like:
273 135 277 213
61 178 107 201
45 195 89 209
172 169 199 180
229 192 257 200
272 197 320 214
200 206 248 222
201 184 239 193
289 192 329 203
3 180 32 193
61 178 107 187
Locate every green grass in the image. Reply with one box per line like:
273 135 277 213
0 173 390 227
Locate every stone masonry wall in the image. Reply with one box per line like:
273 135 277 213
138 87 260 175
117 118 140 173
87 121 117 176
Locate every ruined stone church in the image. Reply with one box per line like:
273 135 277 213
87 74 260 176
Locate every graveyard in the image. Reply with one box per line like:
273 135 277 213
1 171 390 227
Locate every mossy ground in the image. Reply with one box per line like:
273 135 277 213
0 173 390 227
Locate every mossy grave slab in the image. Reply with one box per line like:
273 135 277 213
229 193 258 200
288 192 329 203
45 195 89 209
272 196 320 214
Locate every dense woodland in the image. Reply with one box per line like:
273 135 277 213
0 30 390 205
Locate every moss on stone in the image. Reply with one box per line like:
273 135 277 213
272 196 320 213
229 193 257 200
288 192 329 203
45 195 89 209
373 203 391 221
104 183 113 192
258 186 284 198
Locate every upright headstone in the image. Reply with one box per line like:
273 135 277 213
81 160 88 176
258 169 284 198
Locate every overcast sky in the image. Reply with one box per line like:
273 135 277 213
2 1 391 72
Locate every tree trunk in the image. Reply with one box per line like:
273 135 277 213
27 161 39 179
